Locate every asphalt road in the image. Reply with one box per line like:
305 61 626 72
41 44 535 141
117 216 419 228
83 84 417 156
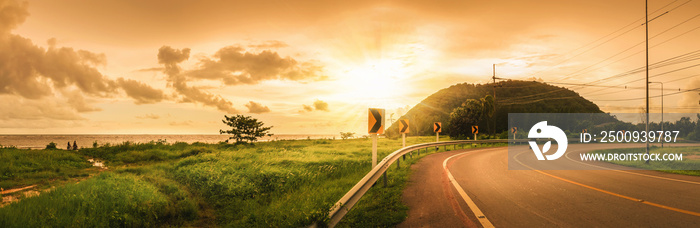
399 144 700 227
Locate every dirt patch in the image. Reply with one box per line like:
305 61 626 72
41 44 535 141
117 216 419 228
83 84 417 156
1 188 43 207
88 158 108 169
685 155 700 160
0 159 103 208
0 185 36 195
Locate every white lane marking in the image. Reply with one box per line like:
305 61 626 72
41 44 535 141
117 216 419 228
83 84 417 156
564 148 700 185
443 150 496 228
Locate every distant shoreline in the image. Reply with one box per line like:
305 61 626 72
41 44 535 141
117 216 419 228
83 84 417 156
0 134 340 149
0 133 339 136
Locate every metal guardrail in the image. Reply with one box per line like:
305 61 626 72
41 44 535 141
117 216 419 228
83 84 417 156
327 139 516 227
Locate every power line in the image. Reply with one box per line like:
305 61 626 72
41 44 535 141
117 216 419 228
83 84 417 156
543 81 676 91
497 96 582 105
582 73 700 98
585 62 700 95
602 105 700 110
591 88 700 101
522 0 683 80
557 48 700 96
500 51 700 100
577 49 700 88
558 10 700 82
664 73 700 83
562 23 700 84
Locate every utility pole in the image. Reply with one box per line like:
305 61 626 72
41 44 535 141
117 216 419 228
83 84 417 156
645 0 650 163
649 81 664 148
493 64 496 102
493 64 496 135
492 64 501 135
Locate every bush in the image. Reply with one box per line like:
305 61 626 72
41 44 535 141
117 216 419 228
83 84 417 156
45 142 57 150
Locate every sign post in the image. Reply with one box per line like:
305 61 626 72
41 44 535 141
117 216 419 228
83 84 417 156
434 122 442 142
472 125 479 140
511 127 518 141
399 119 409 148
402 132 405 148
368 108 385 168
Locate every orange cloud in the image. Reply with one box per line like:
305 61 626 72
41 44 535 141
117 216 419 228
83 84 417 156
116 78 166 104
0 0 167 116
187 45 325 85
245 101 271 114
157 45 238 113
313 100 329 111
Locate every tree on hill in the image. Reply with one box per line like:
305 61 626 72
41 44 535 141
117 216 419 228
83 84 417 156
448 99 484 139
220 115 273 144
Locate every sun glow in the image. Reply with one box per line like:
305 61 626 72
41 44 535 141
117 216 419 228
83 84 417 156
336 58 413 107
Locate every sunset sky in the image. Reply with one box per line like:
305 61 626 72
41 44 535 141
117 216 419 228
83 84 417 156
1 0 700 135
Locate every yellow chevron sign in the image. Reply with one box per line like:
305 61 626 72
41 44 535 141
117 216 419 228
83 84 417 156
399 119 409 134
368 108 385 134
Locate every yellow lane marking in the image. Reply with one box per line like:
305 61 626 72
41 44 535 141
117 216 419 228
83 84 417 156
564 149 700 185
516 152 700 217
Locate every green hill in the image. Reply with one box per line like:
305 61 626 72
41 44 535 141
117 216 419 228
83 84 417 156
386 80 603 137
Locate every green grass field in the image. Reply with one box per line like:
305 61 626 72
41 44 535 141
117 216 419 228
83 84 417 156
0 136 504 227
0 148 93 189
591 146 700 176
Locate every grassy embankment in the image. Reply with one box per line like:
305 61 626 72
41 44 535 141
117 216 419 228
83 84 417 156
591 146 700 176
1 137 504 227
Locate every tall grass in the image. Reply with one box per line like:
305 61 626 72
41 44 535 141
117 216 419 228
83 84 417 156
0 172 197 227
0 148 92 189
78 141 214 165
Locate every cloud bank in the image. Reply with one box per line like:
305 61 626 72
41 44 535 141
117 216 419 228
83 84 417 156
156 44 326 113
157 46 238 113
1 0 327 125
187 45 325 85
0 0 166 115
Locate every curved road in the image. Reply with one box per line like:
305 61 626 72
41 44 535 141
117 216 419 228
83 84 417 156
399 144 700 227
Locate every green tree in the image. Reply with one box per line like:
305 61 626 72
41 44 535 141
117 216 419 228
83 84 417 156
480 95 495 134
448 99 484 139
220 115 273 144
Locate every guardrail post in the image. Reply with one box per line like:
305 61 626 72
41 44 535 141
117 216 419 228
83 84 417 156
402 154 405 160
397 158 400 168
383 172 387 187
